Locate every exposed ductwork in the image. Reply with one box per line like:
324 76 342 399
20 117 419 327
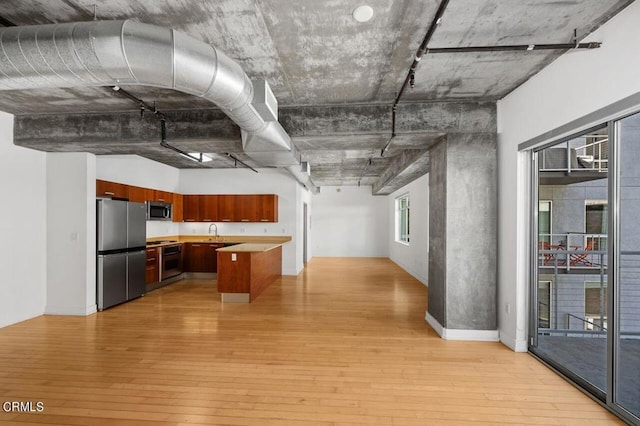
0 20 318 192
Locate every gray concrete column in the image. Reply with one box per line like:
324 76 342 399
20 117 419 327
427 133 498 339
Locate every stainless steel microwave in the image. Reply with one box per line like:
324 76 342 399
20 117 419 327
146 201 173 221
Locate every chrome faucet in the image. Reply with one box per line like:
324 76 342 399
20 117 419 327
208 223 218 237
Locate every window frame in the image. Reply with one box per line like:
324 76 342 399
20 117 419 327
395 194 410 244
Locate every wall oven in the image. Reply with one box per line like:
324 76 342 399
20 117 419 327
161 244 182 280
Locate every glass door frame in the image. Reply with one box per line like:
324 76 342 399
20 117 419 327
525 112 640 425
528 123 610 402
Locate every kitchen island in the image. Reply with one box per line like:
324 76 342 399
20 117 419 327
216 243 284 303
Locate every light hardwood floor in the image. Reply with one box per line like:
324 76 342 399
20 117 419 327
0 258 622 425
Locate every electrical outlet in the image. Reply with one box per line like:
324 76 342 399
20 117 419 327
505 303 511 315
240 227 245 233
264 228 267 233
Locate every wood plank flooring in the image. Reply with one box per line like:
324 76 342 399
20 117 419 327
0 258 622 425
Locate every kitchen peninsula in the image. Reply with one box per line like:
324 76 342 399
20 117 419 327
145 236 290 292
216 243 284 303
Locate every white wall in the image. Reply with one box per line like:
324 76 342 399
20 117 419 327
388 174 429 285
311 185 389 257
46 153 97 315
497 1 640 351
97 155 181 238
0 111 47 328
179 168 303 275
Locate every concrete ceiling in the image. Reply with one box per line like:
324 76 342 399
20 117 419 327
0 0 632 193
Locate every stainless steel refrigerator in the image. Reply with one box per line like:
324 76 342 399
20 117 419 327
97 199 147 310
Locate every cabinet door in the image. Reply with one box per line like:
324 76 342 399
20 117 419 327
236 195 257 222
183 195 201 222
145 248 159 284
217 195 236 222
154 190 173 203
256 194 278 222
183 244 200 272
96 180 128 199
128 185 149 203
200 195 219 222
172 194 183 222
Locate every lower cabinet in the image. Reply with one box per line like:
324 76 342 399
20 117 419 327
145 247 160 284
184 243 223 272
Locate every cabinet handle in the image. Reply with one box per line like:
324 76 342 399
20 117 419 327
157 198 165 202
147 258 156 262
192 244 201 247
241 219 249 222
105 191 115 195
186 219 195 222
222 219 231 222
203 218 212 221
260 219 269 222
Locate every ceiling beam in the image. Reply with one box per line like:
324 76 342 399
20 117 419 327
372 148 431 195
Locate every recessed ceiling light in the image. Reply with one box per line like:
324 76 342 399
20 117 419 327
352 5 374 23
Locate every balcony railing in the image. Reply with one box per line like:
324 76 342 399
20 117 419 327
539 233 607 270
539 135 608 173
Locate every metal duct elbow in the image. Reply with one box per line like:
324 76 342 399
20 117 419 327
0 20 299 165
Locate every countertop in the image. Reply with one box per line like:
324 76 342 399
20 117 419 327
216 243 284 253
146 235 291 248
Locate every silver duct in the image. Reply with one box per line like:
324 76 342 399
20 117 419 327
0 20 311 180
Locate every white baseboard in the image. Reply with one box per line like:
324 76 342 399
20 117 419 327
45 304 97 316
425 312 500 342
499 329 529 352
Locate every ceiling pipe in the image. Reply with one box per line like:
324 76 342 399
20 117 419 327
427 42 601 53
382 0 450 157
0 20 314 187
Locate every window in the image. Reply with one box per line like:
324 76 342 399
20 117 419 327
585 200 607 250
538 201 552 245
538 281 552 329
584 281 607 331
396 195 410 243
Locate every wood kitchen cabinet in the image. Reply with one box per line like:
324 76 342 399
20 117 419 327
96 180 128 199
200 195 219 222
128 185 154 203
172 193 183 222
145 247 160 284
182 195 201 222
154 190 173 203
217 195 235 222
256 194 278 222
236 195 257 222
183 243 222 272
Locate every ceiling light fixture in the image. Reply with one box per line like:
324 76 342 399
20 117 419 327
352 5 374 23
189 152 213 162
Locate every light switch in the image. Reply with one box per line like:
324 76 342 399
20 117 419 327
231 253 237 261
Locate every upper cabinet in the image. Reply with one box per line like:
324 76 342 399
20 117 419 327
257 194 278 222
96 180 128 199
217 195 235 222
172 194 183 223
154 190 173 203
183 195 201 222
96 180 278 223
236 195 257 222
200 195 219 222
127 185 154 203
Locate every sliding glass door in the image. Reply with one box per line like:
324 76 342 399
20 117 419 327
613 111 640 419
530 111 640 424
531 125 609 396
